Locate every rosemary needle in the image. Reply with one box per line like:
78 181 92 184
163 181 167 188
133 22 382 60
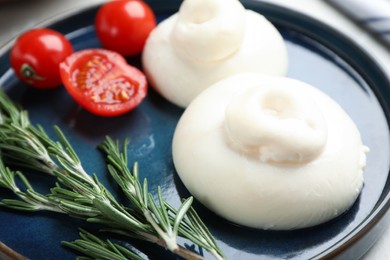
62 229 143 260
0 89 224 260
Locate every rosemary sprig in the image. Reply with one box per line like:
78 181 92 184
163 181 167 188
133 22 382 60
0 159 62 212
62 228 143 260
0 91 59 175
100 137 224 259
0 89 224 260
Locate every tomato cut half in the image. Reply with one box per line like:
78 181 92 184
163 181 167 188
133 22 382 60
59 49 147 117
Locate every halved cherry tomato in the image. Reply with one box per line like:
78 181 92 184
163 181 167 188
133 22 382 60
10 28 73 89
59 49 147 117
95 0 156 56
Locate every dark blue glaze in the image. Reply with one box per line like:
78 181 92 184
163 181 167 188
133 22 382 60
0 1 390 259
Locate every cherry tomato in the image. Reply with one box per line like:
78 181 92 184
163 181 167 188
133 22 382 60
10 28 73 89
95 0 156 56
59 49 147 117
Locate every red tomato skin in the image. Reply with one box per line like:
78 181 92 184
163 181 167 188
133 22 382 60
10 28 73 89
95 0 156 56
59 49 147 117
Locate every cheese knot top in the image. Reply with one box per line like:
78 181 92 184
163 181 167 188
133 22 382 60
225 84 327 164
171 0 246 62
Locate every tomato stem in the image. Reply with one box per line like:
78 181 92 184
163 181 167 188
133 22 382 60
20 63 45 81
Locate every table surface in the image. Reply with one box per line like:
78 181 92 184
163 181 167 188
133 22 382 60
0 0 389 259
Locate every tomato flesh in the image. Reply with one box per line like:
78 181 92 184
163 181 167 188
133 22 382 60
60 49 147 117
10 28 73 89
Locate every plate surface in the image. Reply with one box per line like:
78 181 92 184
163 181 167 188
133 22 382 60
1 1 390 259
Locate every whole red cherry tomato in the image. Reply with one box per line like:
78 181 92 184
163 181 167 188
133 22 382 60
95 0 156 56
10 28 73 89
59 49 147 117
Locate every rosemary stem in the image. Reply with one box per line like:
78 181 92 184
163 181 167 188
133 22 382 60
143 210 178 252
210 249 225 260
173 245 207 260
151 238 206 260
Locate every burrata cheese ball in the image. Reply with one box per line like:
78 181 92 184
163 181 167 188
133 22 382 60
172 74 368 230
142 0 288 108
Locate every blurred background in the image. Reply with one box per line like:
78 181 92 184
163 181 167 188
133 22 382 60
0 0 104 46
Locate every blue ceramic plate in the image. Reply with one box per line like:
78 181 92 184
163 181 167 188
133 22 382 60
1 1 390 259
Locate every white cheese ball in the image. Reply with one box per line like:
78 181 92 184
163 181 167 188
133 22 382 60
172 74 368 230
142 0 288 108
